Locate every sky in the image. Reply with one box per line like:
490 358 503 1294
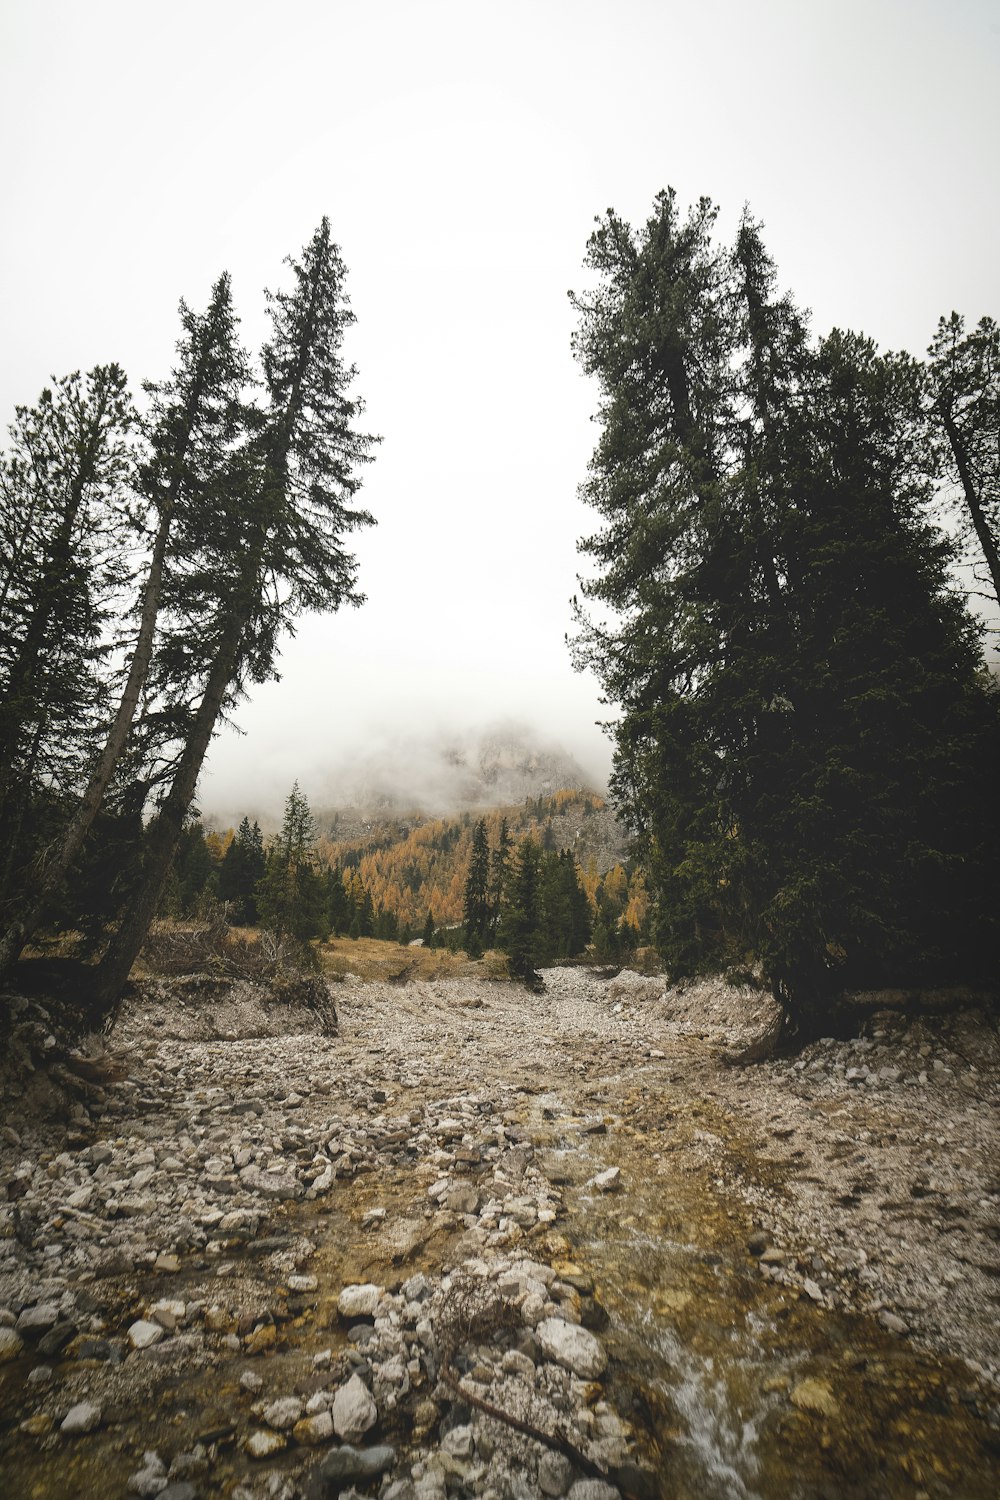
1 0 998 819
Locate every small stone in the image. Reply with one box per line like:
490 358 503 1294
287 1274 318 1293
802 1278 824 1304
129 1319 166 1349
591 1167 621 1193
317 1444 396 1486
442 1424 474 1458
263 1395 304 1430
747 1231 769 1257
537 1317 607 1378
153 1253 181 1274
20 1413 54 1437
332 1372 377 1441
240 1368 263 1393
539 1450 573 1495
244 1429 287 1458
337 1283 383 1320
244 1322 277 1354
60 1400 102 1434
150 1300 186 1331
127 1465 168 1497
790 1377 839 1419
293 1410 334 1445
0 1326 24 1362
879 1310 910 1336
567 1483 620 1500
16 1303 60 1337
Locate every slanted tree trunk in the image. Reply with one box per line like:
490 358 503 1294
90 607 248 1016
938 401 1000 609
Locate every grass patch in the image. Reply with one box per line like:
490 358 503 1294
318 936 509 984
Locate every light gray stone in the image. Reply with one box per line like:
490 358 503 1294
129 1318 166 1349
61 1401 102 1434
337 1283 383 1319
537 1317 607 1378
332 1372 378 1441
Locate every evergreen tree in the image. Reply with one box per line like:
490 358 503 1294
422 910 435 948
487 816 511 942
256 783 325 940
92 221 377 1012
326 865 353 937
0 278 249 975
571 190 999 1026
462 817 490 956
218 816 266 924
0 366 136 920
497 836 543 981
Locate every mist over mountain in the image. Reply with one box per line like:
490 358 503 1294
203 722 610 832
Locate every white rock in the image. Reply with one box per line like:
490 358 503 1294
442 1423 474 1458
332 1372 377 1441
591 1167 621 1193
263 1395 304 1430
537 1317 607 1378
128 1318 166 1349
244 1428 286 1458
288 1274 318 1292
338 1283 383 1319
61 1401 102 1434
149 1299 186 1330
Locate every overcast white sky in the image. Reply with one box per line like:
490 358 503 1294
2 1 998 818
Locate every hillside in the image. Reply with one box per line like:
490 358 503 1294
316 788 635 930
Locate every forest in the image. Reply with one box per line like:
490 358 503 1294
0 192 997 1031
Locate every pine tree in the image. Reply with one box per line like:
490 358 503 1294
92 221 377 1012
218 815 266 924
487 816 511 942
0 366 136 919
497 836 543 982
0 278 249 975
256 783 325 941
571 190 1000 1026
462 818 490 956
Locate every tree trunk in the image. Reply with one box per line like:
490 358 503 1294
90 608 247 1017
939 402 1000 609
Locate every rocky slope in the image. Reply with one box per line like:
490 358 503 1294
1 971 998 1499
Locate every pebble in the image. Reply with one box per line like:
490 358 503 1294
60 1401 102 1435
244 1428 287 1458
332 1372 378 1441
0 1326 24 1362
316 1443 397 1486
129 1319 166 1349
536 1317 608 1378
338 1283 383 1319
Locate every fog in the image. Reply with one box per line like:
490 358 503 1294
2 0 997 826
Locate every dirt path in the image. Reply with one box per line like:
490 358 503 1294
1 969 998 1499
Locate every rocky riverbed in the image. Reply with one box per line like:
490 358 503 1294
1 968 999 1499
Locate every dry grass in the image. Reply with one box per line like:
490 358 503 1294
318 936 509 985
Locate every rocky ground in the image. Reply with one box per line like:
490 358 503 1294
1 968 999 1500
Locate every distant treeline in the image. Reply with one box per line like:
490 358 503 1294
162 786 647 965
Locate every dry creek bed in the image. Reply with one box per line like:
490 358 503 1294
1 968 999 1500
